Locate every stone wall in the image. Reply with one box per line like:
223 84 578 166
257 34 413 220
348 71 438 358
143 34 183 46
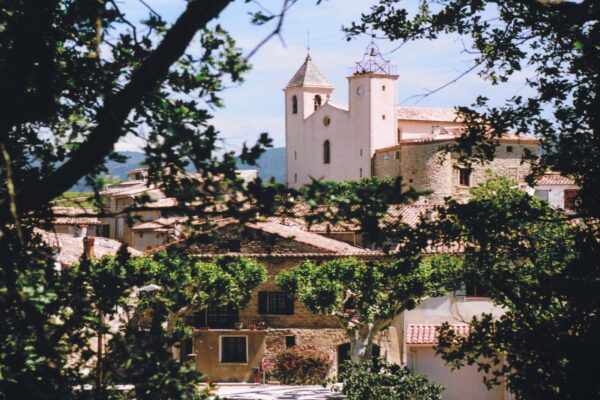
373 141 539 204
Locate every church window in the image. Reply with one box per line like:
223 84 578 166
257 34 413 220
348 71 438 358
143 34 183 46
314 95 322 110
323 140 331 164
459 168 471 187
382 114 386 120
382 85 386 91
323 116 331 126
292 95 298 114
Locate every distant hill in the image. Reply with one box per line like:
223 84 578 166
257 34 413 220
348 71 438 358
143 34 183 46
68 148 286 191
236 147 286 183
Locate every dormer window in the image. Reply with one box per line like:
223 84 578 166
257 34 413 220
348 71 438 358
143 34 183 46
314 95 322 111
292 95 298 114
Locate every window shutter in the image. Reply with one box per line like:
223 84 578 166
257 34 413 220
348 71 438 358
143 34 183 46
258 291 268 314
285 295 295 315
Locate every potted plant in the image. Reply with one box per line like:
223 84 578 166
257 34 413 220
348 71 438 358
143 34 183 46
249 324 257 331
234 322 243 330
257 321 267 330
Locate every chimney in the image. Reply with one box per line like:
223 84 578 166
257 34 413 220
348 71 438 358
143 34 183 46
83 236 95 259
77 224 88 238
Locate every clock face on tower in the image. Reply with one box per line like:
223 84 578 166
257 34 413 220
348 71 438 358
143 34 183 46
356 85 365 96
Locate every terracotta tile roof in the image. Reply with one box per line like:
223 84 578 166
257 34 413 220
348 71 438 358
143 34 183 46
406 324 470 345
286 54 333 89
246 221 370 254
143 197 178 209
272 204 435 232
397 107 460 122
132 217 186 232
535 173 576 186
52 207 101 225
38 230 141 266
55 217 101 225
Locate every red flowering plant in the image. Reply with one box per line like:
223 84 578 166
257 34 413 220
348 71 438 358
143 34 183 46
269 346 331 385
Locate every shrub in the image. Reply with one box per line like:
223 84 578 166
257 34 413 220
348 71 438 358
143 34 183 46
339 358 445 400
269 346 331 385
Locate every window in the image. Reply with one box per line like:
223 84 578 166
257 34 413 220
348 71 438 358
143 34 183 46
395 151 400 160
383 153 389 161
100 224 110 238
382 85 386 91
116 217 124 239
459 168 471 187
323 116 331 126
227 239 241 252
294 151 297 160
258 291 294 315
359 168 363 178
285 336 296 348
382 114 386 120
314 94 322 111
138 232 144 238
220 336 247 364
397 128 402 142
360 148 363 157
294 173 297 183
193 305 239 329
323 140 331 164
292 95 298 114
466 283 490 298
507 145 514 153
534 190 549 202
564 189 579 210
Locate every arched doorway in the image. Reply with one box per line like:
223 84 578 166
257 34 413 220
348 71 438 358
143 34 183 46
337 342 381 374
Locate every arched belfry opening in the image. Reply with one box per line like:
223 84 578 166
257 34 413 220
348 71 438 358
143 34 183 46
292 95 298 114
314 94 322 111
323 140 331 164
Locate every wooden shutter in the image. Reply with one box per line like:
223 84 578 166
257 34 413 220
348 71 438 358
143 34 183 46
258 291 268 315
285 295 295 315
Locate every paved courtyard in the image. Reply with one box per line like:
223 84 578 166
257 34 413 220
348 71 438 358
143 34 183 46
211 384 345 400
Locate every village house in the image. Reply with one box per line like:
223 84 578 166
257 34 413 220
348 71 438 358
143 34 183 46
52 206 101 237
529 172 579 213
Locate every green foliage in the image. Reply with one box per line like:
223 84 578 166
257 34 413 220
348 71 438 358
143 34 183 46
277 256 450 362
429 177 599 399
268 346 331 385
338 359 444 400
297 177 421 247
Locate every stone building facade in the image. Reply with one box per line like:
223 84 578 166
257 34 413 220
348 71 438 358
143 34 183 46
284 44 540 203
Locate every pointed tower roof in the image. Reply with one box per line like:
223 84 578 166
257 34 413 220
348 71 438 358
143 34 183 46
285 54 333 89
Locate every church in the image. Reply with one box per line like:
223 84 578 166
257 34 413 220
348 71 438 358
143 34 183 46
284 43 539 202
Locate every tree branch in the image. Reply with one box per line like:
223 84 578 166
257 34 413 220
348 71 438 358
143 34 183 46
0 0 233 220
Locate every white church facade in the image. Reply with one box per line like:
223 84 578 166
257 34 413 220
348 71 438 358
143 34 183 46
284 43 539 203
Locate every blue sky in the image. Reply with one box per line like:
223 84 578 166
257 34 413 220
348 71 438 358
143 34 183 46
117 0 534 152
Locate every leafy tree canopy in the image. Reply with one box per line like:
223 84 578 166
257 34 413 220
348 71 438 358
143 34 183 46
430 177 599 400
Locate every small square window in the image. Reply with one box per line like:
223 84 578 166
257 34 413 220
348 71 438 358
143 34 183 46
285 336 296 348
220 336 247 363
507 146 514 153
383 153 389 161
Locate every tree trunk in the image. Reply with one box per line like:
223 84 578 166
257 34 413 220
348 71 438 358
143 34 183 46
348 323 376 363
